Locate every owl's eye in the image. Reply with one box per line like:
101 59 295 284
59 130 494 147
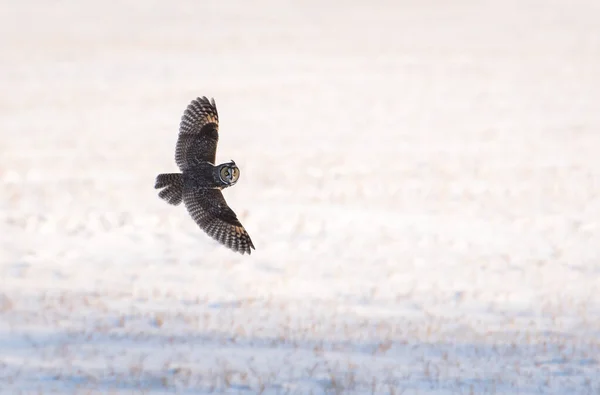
231 167 240 182
220 166 231 181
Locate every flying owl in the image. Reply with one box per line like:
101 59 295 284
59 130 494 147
154 96 255 255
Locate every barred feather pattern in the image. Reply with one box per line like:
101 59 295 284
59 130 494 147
155 95 254 255
175 96 219 169
183 187 255 255
155 173 183 205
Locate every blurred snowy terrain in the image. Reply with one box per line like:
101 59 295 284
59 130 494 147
1 0 599 393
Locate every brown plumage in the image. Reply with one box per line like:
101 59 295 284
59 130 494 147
155 96 255 255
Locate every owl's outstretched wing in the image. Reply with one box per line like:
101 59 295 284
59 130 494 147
175 97 219 170
182 187 255 255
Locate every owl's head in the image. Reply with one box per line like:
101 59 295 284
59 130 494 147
218 160 240 186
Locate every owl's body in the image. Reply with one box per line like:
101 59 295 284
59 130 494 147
154 96 255 255
184 162 227 189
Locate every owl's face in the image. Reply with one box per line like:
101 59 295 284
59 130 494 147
218 161 240 186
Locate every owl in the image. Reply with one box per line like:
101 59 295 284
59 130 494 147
155 96 255 255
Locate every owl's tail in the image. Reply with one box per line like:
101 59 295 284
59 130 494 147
155 173 183 205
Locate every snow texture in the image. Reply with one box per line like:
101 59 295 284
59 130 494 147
1 0 600 393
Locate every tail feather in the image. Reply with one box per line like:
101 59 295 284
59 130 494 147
155 173 183 205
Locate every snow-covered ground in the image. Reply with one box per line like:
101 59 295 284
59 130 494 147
1 0 600 393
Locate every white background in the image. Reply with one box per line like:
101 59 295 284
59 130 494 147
1 0 599 393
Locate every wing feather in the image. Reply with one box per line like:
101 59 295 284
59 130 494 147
175 97 219 170
182 187 255 255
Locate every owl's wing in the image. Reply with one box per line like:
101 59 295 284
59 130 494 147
175 97 219 170
183 187 255 255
